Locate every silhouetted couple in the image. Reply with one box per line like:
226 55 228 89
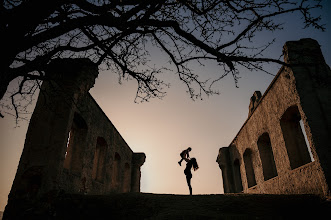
178 147 199 195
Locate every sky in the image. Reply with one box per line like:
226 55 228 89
0 1 330 212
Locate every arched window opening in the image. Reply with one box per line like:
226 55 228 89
64 112 87 174
113 153 121 188
92 137 107 182
257 133 278 180
233 159 243 192
243 149 256 188
299 120 314 162
123 163 131 192
280 106 312 169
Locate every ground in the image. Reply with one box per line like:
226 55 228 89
6 193 330 219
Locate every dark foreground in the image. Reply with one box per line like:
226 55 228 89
4 193 331 219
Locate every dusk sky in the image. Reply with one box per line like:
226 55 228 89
0 1 330 212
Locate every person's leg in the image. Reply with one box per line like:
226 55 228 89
186 175 192 195
178 158 183 166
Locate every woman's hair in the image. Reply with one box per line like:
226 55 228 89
190 158 199 171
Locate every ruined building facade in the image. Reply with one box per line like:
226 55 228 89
217 38 331 196
6 59 145 211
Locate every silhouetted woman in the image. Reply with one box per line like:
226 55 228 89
184 158 199 195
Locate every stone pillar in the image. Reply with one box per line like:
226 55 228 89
4 59 98 218
131 153 146 192
283 38 331 196
216 147 234 193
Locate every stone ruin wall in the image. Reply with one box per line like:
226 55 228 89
59 93 145 195
217 38 331 196
6 59 145 210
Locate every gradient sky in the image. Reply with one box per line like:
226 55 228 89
0 1 330 211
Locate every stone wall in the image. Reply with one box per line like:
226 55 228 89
217 38 331 196
59 93 145 195
4 58 145 217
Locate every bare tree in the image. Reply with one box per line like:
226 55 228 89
0 0 324 119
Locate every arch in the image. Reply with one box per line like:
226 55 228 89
280 105 312 169
115 152 121 161
113 152 121 188
233 159 243 192
64 112 88 174
92 137 108 182
243 149 256 188
257 133 278 180
123 163 131 192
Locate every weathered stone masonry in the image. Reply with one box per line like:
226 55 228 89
217 38 331 196
6 59 145 209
